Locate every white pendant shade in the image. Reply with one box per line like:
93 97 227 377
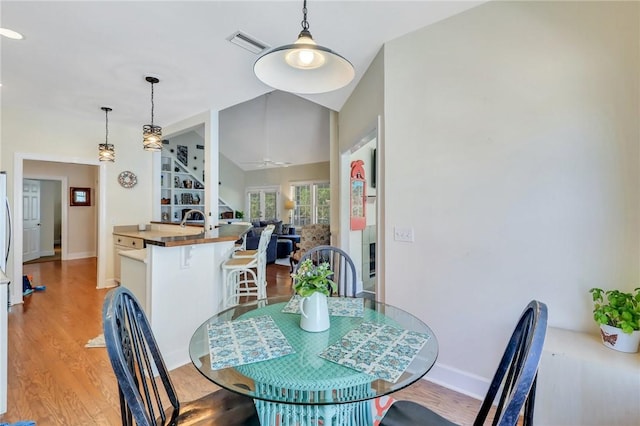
255 42 354 94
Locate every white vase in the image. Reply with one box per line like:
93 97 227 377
299 292 330 332
599 324 640 353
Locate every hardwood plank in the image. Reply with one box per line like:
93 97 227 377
0 259 483 425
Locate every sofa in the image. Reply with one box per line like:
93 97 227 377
244 232 277 264
244 220 298 264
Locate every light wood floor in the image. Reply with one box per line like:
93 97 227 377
0 257 483 425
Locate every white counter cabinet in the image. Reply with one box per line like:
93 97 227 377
119 249 148 312
114 235 144 284
536 327 640 426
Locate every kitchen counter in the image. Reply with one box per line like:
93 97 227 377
113 222 251 370
113 223 251 248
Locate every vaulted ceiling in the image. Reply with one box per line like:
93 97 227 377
1 1 483 169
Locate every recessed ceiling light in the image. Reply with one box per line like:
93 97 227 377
0 28 24 40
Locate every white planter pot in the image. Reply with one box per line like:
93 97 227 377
599 324 640 353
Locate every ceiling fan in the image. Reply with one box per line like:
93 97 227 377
242 158 292 168
241 93 291 168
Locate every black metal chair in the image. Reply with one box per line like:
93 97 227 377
380 300 548 426
102 286 259 426
297 245 358 297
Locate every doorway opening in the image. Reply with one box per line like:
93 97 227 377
12 154 106 306
22 178 63 264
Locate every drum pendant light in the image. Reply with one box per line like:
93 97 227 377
142 76 162 151
98 107 115 162
254 0 354 94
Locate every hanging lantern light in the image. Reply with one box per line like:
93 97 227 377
142 76 162 151
98 107 115 162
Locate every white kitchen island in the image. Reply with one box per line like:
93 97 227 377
115 223 250 369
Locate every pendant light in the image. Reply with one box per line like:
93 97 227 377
98 107 115 162
142 76 162 151
254 0 354 94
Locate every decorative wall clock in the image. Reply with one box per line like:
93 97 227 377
118 171 138 188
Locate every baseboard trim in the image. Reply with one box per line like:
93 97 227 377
423 362 490 401
39 250 55 257
98 278 119 290
65 251 96 260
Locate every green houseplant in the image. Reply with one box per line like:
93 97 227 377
291 259 336 332
291 259 336 297
589 287 640 353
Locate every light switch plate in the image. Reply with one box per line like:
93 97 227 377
394 226 414 242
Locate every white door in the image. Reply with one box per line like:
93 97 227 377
247 187 279 222
23 179 40 262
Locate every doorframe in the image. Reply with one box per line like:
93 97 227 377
338 116 383 301
245 185 281 221
12 153 106 306
23 175 69 261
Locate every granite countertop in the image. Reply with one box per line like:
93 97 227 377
114 223 251 248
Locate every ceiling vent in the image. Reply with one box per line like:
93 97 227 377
227 31 269 54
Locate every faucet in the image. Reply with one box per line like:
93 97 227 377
180 209 204 228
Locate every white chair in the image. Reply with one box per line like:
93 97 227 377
221 225 274 307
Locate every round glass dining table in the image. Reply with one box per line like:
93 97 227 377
189 295 438 426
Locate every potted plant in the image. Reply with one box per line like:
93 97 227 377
291 259 336 332
589 287 640 353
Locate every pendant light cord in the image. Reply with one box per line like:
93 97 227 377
150 81 155 127
104 108 109 143
301 0 309 32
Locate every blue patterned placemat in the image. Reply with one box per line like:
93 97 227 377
207 315 295 370
317 322 430 383
281 295 364 317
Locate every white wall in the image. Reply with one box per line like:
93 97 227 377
219 153 245 211
338 47 385 299
163 129 205 183
381 0 639 392
3 105 153 289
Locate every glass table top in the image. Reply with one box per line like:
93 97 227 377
189 295 439 405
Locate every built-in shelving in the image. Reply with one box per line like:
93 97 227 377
160 153 205 223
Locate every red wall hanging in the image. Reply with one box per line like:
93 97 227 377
350 160 366 231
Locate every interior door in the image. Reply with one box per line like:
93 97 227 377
247 187 279 222
23 179 41 262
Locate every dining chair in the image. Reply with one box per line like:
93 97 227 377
379 300 548 426
102 287 259 426
297 245 358 297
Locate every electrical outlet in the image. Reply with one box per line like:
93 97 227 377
394 226 414 242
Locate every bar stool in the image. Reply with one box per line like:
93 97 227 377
222 225 274 307
233 224 275 260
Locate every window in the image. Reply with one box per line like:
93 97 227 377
291 182 330 226
247 187 280 222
